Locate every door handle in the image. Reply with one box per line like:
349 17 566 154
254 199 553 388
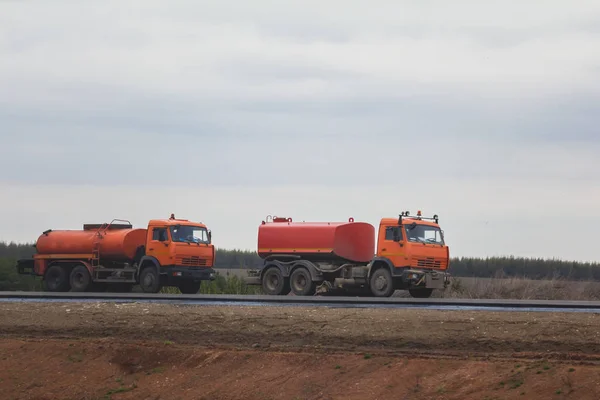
382 248 387 251
149 248 154 251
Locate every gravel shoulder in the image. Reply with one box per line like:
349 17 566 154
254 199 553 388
3 302 600 399
1 301 600 359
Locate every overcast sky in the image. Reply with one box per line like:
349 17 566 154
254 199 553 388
1 1 599 262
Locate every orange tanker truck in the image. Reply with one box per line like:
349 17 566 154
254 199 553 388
16 214 215 294
245 211 450 298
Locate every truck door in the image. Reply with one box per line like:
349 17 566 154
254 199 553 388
148 227 171 265
379 226 408 268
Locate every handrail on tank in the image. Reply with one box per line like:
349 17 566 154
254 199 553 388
95 219 133 236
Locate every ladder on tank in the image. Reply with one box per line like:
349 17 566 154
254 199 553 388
90 219 132 268
91 226 104 268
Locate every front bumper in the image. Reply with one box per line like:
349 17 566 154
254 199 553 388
401 269 450 289
162 266 216 282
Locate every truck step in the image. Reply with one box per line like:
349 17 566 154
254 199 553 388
92 268 137 282
93 278 137 283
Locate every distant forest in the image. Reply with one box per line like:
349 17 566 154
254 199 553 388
1 241 599 291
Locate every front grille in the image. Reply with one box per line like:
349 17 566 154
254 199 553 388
413 258 446 269
176 256 208 267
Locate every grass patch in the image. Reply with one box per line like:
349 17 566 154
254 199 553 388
104 383 137 399
146 367 165 375
159 272 262 295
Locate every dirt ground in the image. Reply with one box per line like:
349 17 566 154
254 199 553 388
2 302 600 399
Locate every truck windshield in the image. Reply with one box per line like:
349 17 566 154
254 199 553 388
170 225 210 244
404 223 444 245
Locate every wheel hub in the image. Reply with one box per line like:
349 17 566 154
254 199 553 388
375 276 387 291
266 274 278 290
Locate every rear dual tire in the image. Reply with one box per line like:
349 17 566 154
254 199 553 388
290 267 316 296
70 265 91 292
261 267 291 296
44 265 71 292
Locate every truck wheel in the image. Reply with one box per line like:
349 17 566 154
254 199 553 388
369 268 395 297
44 265 70 292
69 265 91 292
408 288 434 298
290 267 316 296
262 267 290 296
139 267 162 293
179 281 201 294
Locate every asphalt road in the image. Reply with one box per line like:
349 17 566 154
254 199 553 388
2 291 600 312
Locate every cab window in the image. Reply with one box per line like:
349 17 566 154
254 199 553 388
384 226 403 241
152 227 168 242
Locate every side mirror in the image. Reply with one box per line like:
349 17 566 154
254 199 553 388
208 230 212 243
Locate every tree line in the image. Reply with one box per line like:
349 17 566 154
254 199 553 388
1 241 599 291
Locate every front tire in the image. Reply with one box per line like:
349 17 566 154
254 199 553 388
179 281 201 294
44 265 70 292
408 288 434 298
369 268 395 297
290 267 316 296
261 267 290 296
139 267 162 293
69 265 91 292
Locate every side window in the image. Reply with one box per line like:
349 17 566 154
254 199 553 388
384 227 403 241
152 227 168 242
385 227 395 240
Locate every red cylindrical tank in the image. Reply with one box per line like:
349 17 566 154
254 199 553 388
257 218 375 263
36 228 147 262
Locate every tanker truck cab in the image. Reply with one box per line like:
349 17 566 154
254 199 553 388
140 214 216 294
370 211 450 298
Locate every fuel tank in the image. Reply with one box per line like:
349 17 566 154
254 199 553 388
257 217 375 263
35 225 147 262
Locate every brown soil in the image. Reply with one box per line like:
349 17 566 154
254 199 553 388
2 302 600 399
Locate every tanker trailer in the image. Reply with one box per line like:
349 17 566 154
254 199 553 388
16 214 216 294
245 216 376 296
